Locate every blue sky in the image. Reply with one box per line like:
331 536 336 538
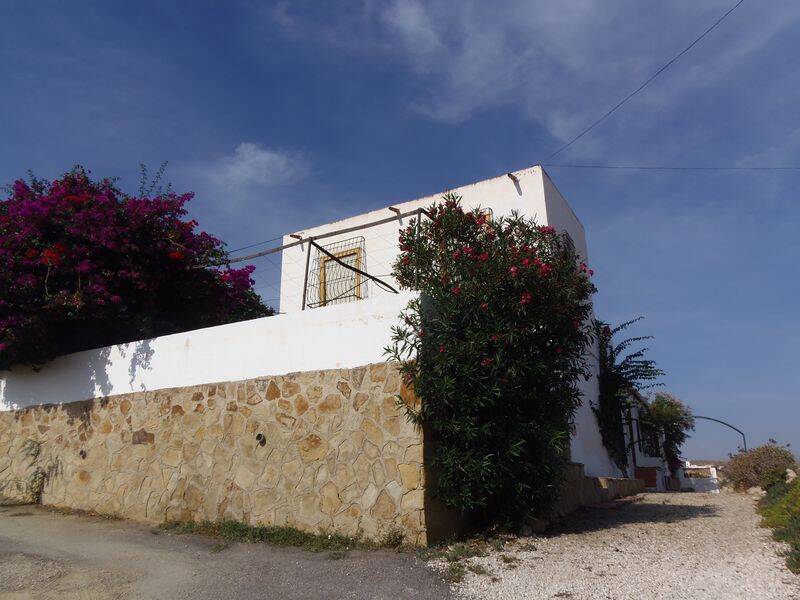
2 1 798 459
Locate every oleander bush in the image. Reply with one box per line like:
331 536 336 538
726 442 796 491
0 167 271 370
386 194 596 526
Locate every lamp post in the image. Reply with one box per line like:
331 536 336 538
693 415 747 452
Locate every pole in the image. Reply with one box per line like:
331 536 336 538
301 239 312 311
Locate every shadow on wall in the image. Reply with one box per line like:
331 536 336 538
0 340 156 410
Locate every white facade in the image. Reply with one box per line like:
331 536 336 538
280 166 619 478
280 166 589 314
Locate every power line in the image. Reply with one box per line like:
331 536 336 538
543 164 800 172
227 234 284 255
542 0 747 163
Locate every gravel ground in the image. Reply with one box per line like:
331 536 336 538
432 491 800 600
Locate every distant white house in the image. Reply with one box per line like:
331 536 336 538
279 165 621 479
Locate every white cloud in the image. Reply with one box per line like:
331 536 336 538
207 142 306 190
270 0 800 161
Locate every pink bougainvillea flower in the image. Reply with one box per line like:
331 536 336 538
520 291 532 305
451 285 461 296
480 302 489 311
509 265 519 278
538 225 555 234
481 357 493 367
439 344 445 353
0 167 271 370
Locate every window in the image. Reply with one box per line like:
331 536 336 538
305 236 368 308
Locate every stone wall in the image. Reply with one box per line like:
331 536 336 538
0 363 429 544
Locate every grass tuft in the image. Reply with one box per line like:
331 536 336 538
466 563 490 576
443 562 466 583
159 519 412 554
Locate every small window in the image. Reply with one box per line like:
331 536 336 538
305 236 368 308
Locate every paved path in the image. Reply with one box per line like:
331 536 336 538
0 504 452 600
436 491 800 600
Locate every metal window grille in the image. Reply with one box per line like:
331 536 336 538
305 236 368 308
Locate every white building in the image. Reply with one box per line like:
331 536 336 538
0 165 623 480
279 165 620 478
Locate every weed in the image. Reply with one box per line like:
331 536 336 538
518 542 537 552
443 542 486 563
466 563 489 576
327 549 348 560
443 562 466 584
490 538 505 552
378 526 406 549
499 554 519 564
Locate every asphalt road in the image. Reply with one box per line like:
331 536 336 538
0 503 453 600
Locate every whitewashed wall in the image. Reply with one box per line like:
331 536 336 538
280 166 560 314
280 165 618 478
0 292 416 411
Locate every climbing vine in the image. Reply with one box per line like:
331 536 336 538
592 317 663 474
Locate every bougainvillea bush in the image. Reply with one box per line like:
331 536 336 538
0 167 271 370
386 194 596 525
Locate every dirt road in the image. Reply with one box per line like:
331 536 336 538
0 503 452 600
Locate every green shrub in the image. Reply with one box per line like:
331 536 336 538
726 442 796 491
758 479 800 573
387 196 596 526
